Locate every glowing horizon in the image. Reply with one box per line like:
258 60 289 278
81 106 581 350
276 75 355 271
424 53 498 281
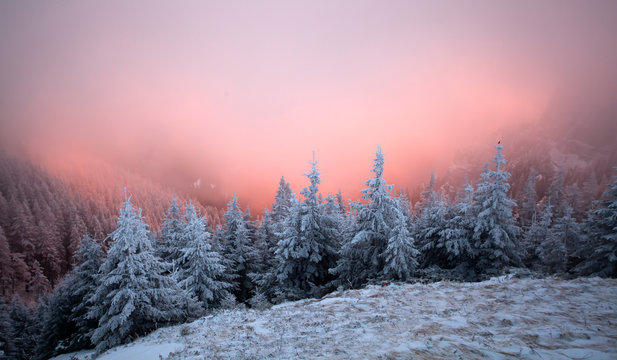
1 1 616 210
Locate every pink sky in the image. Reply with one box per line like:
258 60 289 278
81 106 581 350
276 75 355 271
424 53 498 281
1 1 616 209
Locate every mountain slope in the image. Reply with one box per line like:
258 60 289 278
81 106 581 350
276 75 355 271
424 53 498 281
54 276 617 360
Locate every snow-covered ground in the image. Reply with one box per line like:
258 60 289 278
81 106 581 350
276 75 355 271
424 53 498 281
54 276 617 360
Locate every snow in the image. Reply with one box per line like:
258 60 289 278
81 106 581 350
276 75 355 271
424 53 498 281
54 276 617 359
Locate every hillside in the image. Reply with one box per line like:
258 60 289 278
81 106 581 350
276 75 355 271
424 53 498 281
54 276 617 360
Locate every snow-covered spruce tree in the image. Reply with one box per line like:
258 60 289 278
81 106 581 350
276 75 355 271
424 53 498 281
89 191 197 354
177 203 231 309
0 297 18 359
534 204 566 273
249 208 278 301
66 234 104 351
576 169 617 277
156 197 185 273
0 226 13 297
222 195 257 303
274 154 338 299
35 277 77 359
273 176 294 225
434 179 475 269
521 203 551 269
330 147 402 287
415 172 448 268
519 169 538 228
382 205 419 281
551 206 582 272
471 144 521 274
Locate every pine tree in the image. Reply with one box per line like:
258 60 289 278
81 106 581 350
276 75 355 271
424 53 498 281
0 297 17 359
68 234 104 350
382 205 419 281
472 144 521 274
436 179 475 268
157 197 185 273
0 227 13 297
273 154 338 298
29 260 50 299
34 278 76 359
416 172 448 267
89 190 196 353
535 204 566 273
250 208 278 301
331 147 400 287
543 206 580 273
576 168 617 277
222 195 256 303
520 169 537 228
177 203 230 309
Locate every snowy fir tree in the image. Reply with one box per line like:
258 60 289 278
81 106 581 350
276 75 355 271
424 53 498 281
273 154 338 298
520 169 538 228
65 234 104 350
471 144 521 274
434 179 475 269
521 203 551 268
249 208 279 301
88 190 197 353
331 147 403 287
382 206 419 281
577 169 617 277
534 204 567 273
157 197 186 273
177 203 230 309
416 172 449 267
222 194 257 303
551 206 582 271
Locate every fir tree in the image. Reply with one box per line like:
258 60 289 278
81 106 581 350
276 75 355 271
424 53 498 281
576 168 617 277
273 154 338 298
416 172 448 267
331 147 400 287
89 190 196 353
222 195 256 303
382 205 419 281
157 197 185 273
69 234 104 350
520 169 537 228
177 203 230 309
472 144 521 274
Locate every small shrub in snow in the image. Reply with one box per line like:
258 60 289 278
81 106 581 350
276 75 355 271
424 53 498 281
220 293 239 310
249 290 271 310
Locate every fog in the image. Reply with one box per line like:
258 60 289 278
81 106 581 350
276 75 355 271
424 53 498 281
1 0 616 209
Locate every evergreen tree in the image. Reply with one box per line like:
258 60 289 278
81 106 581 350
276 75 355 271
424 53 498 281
273 154 338 298
157 197 185 273
382 206 419 281
29 260 50 299
331 147 400 287
416 172 448 267
0 297 17 359
222 195 256 303
435 179 475 268
9 298 38 360
68 234 104 350
576 168 617 277
521 204 550 269
0 227 13 297
472 144 521 274
177 203 230 309
89 190 195 353
520 169 537 228
250 208 278 301
535 204 566 273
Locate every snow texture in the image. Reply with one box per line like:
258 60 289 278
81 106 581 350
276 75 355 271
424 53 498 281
56 276 617 360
